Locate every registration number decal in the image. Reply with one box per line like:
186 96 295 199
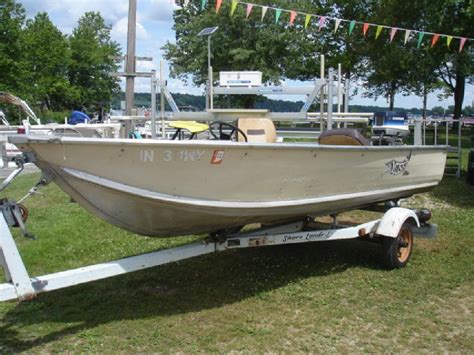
211 150 225 164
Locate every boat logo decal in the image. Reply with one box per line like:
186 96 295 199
211 150 225 164
282 230 333 243
385 151 412 175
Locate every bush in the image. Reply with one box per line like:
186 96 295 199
39 110 70 124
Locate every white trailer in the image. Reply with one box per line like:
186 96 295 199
0 195 436 302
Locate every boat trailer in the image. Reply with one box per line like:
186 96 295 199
0 196 437 302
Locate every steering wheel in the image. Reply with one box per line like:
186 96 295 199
208 121 248 142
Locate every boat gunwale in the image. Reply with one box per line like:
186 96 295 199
10 135 449 152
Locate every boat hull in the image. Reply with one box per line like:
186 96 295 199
10 136 447 237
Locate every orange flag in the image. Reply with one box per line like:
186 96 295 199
289 11 297 25
215 0 222 13
362 23 369 36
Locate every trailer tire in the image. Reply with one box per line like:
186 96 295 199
382 222 413 269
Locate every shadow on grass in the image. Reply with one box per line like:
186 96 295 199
0 239 384 351
430 177 474 209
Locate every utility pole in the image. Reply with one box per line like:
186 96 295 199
112 0 152 137
125 0 137 117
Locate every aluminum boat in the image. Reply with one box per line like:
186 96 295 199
9 134 447 237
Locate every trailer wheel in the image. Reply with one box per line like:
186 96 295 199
382 222 413 269
12 204 29 227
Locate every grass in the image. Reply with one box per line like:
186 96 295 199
0 172 473 352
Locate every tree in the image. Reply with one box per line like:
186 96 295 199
163 1 337 107
0 0 26 95
431 106 445 115
434 0 473 121
69 12 121 110
21 12 75 111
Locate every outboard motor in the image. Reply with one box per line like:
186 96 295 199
371 111 409 145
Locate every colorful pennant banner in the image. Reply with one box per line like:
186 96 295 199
215 0 222 13
230 0 238 15
261 6 267 21
362 23 369 36
389 28 398 42
246 3 252 19
275 8 282 23
304 14 311 29
431 34 440 47
334 18 342 33
404 30 411 45
289 11 297 26
375 25 383 39
202 0 471 52
348 20 356 35
318 16 326 31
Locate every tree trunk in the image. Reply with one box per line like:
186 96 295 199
422 85 428 121
388 81 396 110
453 72 465 121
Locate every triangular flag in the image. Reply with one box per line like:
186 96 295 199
304 14 311 29
404 30 411 44
230 0 238 16
201 0 207 10
375 25 383 39
362 23 369 36
389 28 398 42
417 32 425 48
289 11 297 25
261 6 268 21
334 18 342 33
215 0 222 13
318 16 326 31
459 38 467 52
431 34 440 47
446 35 453 48
275 9 282 24
246 3 253 19
348 20 355 35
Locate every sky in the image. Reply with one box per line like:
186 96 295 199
20 0 473 110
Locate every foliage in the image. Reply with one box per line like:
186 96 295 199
0 0 26 94
21 13 74 111
69 12 121 111
163 0 472 112
0 2 121 116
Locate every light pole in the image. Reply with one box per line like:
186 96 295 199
198 26 219 110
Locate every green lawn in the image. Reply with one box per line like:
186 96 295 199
0 172 472 352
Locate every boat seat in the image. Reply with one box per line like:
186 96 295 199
169 120 209 140
318 128 369 146
237 118 277 143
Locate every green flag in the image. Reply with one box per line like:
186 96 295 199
275 8 282 23
417 32 425 48
348 20 356 35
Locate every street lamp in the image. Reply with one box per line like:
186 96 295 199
198 26 219 68
198 26 219 109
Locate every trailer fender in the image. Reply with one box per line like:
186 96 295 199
376 207 420 238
